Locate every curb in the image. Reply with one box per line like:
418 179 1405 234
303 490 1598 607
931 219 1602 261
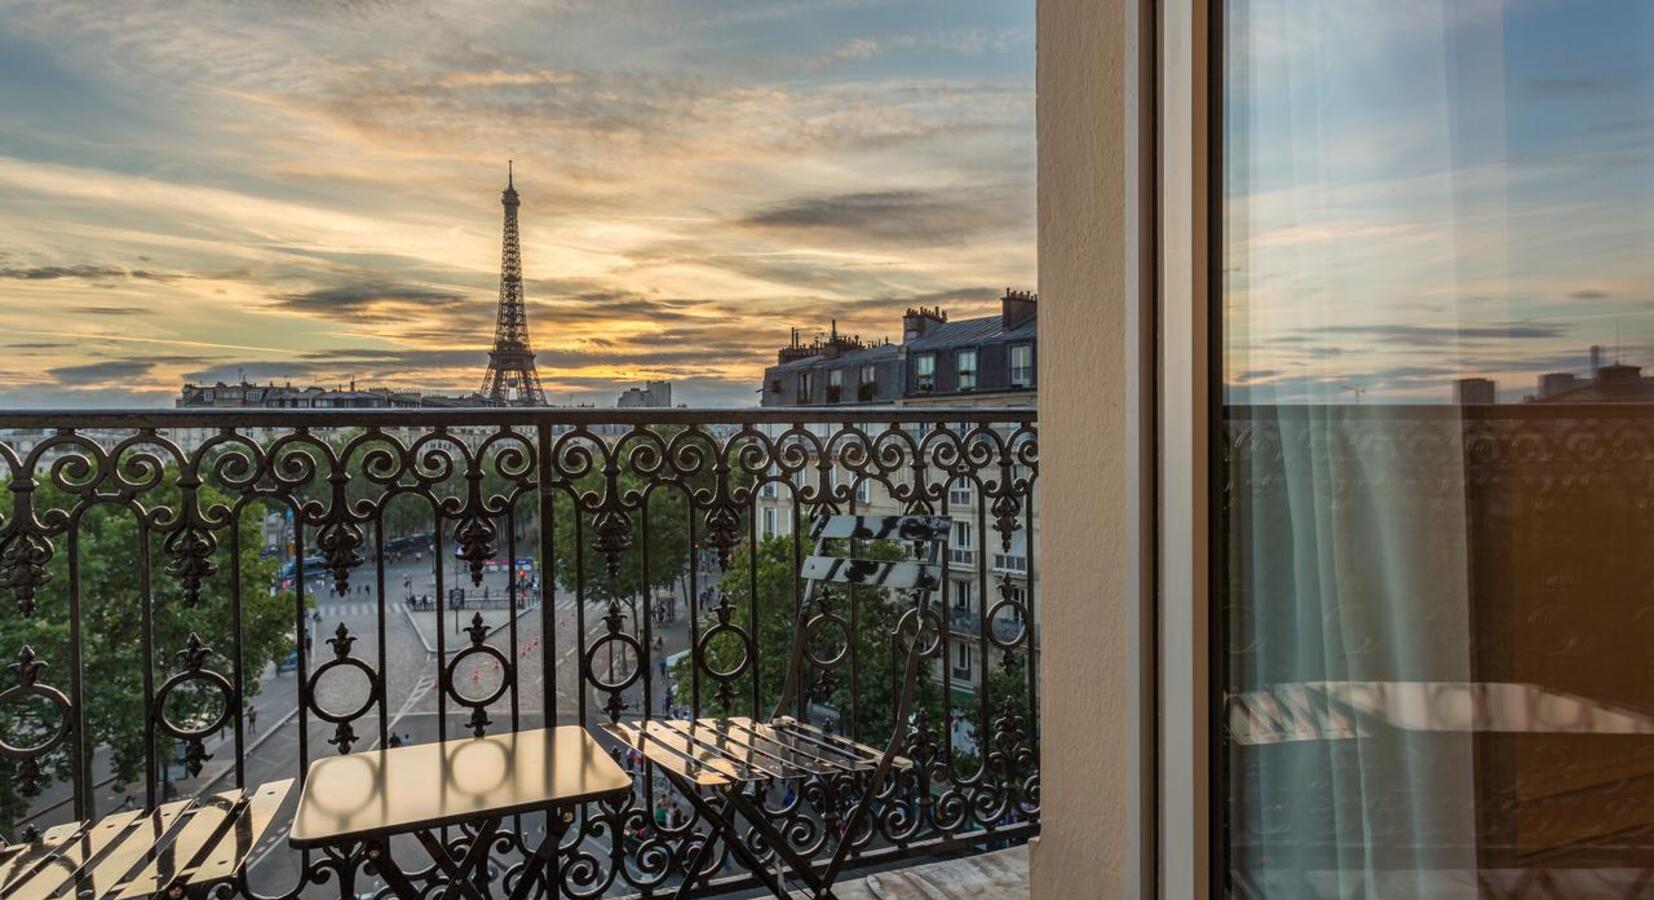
198 704 301 792
404 602 541 656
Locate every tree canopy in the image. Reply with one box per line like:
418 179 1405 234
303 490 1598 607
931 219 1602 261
0 477 293 835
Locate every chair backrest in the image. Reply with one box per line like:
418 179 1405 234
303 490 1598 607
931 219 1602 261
801 514 950 593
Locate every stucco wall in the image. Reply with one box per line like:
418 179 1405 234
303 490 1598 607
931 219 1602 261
1031 0 1146 897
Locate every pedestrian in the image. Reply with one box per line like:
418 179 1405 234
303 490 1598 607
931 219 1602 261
247 706 258 734
387 733 403 748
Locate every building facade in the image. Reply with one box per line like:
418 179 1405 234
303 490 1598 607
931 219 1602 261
616 381 674 408
760 290 1038 408
752 290 1039 730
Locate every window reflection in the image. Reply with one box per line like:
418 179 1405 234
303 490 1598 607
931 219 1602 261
1221 1 1654 896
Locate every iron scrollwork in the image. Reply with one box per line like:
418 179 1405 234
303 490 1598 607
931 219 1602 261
0 409 1041 898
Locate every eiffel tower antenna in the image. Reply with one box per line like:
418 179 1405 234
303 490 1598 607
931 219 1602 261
480 161 547 406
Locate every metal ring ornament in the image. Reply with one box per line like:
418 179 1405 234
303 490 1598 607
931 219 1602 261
443 642 513 708
583 630 645 693
154 666 235 741
694 618 754 681
984 596 1030 651
894 606 944 658
306 655 380 724
803 610 852 668
0 679 72 758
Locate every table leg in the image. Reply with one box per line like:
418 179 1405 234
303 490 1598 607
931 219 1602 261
413 819 501 900
505 806 576 900
365 839 425 900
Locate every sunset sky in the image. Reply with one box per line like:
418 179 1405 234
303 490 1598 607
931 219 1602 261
0 0 1035 407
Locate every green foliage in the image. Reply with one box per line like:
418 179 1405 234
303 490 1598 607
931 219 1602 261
549 472 692 606
673 534 946 744
0 477 295 836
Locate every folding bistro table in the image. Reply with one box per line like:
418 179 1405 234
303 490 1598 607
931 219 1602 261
288 726 631 900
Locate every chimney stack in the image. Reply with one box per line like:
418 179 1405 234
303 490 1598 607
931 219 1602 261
1002 288 1037 330
903 306 947 341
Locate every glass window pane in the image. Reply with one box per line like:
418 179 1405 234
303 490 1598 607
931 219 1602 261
1220 2 1654 897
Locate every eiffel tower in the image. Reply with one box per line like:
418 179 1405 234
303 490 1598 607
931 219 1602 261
479 161 547 406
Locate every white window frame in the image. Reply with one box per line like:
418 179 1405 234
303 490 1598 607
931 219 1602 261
1009 344 1034 387
957 348 978 390
914 353 936 391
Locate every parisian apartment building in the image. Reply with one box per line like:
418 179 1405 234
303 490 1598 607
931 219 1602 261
753 289 1039 714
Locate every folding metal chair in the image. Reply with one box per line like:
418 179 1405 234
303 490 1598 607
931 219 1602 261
603 513 949 899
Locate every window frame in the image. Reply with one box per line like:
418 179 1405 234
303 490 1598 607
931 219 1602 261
914 353 936 392
1008 343 1034 387
957 348 978 391
1157 0 1216 896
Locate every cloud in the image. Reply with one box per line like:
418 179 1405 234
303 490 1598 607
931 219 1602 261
269 281 471 322
737 189 1015 245
69 306 152 316
1314 323 1570 344
48 359 159 385
1527 77 1619 98
0 264 177 282
1569 289 1611 300
809 38 882 69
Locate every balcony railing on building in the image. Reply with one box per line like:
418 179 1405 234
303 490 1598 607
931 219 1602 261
0 407 1039 899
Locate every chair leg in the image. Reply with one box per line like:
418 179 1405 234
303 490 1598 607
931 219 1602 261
724 789 830 898
669 790 724 900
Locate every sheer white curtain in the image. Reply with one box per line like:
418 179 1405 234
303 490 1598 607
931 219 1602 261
1225 402 1477 899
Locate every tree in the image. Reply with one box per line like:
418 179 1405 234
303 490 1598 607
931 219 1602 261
549 471 692 608
672 534 946 745
0 476 293 836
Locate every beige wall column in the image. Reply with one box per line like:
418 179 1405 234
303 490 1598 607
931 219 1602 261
1031 0 1155 898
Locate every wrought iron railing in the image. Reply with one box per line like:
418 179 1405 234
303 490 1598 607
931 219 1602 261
0 407 1038 898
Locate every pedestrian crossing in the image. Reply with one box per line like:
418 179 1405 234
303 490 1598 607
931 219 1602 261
307 595 596 623
309 601 383 619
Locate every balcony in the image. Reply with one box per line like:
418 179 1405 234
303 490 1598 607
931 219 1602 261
0 407 1038 899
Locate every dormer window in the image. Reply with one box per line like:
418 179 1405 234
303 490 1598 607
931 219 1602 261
957 349 977 391
1009 344 1033 388
915 354 936 392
